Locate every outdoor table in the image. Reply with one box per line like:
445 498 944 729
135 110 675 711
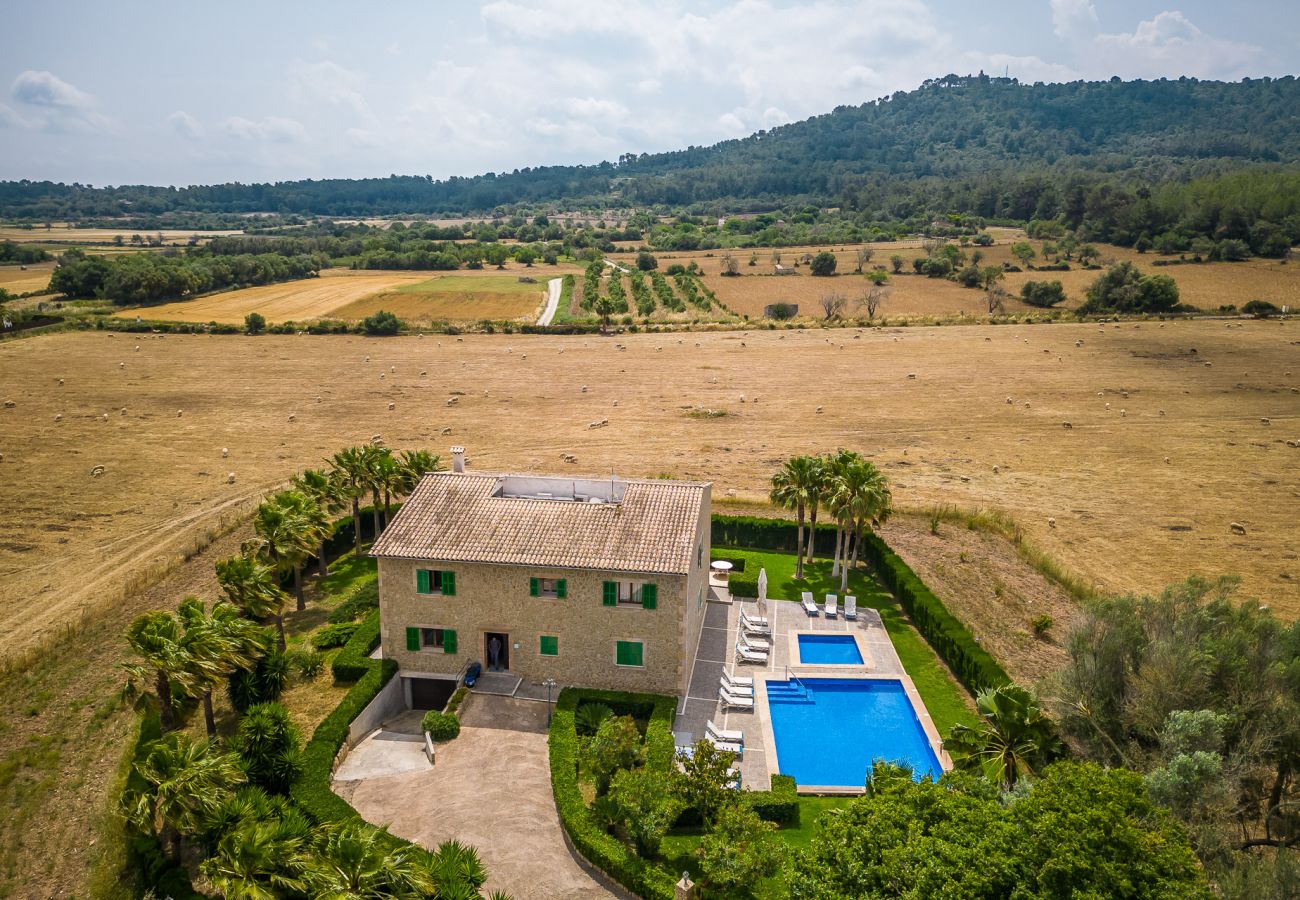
710 560 733 581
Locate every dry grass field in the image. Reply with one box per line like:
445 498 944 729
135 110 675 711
0 224 242 244
0 262 54 295
646 235 1300 320
0 319 1297 892
336 273 552 324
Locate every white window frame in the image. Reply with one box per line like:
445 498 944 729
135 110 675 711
614 638 646 668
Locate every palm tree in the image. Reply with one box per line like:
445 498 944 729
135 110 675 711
838 460 892 592
200 816 313 900
946 683 1065 791
306 820 434 898
397 449 440 499
823 449 864 579
769 455 819 580
328 446 372 559
805 455 828 566
122 732 245 862
359 445 390 538
292 468 344 577
216 553 291 652
122 610 207 733
369 449 403 534
248 491 317 612
177 597 270 738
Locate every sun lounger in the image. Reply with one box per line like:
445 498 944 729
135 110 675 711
707 719 744 744
740 606 769 627
725 670 754 688
801 591 819 616
720 673 754 696
844 595 857 620
741 631 772 652
726 767 742 790
707 731 744 754
718 687 755 710
741 612 771 635
735 642 769 664
825 593 838 618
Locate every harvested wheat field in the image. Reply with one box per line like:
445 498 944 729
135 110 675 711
2 318 1297 662
0 262 54 295
334 273 557 324
0 224 242 244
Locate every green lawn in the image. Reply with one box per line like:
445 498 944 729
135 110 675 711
716 547 978 734
315 552 377 601
394 274 543 295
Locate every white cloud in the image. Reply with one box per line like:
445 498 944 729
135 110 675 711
220 115 307 143
8 70 111 132
0 103 26 129
167 110 203 140
1050 0 1097 38
1093 10 1263 79
289 60 370 117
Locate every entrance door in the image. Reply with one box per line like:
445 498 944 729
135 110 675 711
485 632 510 671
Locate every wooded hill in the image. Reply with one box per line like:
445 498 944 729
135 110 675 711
2 74 1298 225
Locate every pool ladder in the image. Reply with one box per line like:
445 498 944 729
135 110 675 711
783 665 812 701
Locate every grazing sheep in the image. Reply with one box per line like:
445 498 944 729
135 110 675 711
1159 410 1166 416
3 400 14 408
993 465 1000 474
288 413 296 422
1120 409 1127 417
1075 340 1083 347
1023 401 1031 408
960 475 971 483
90 465 105 477
1205 362 1212 367
1285 439 1299 448
1006 397 1013 404
121 408 127 416
365 355 370 362
1063 422 1073 429
1122 391 1129 399
177 410 183 417
420 370 427 377
222 448 229 458
1261 417 1271 425
379 373 385 379
440 427 452 435
227 472 237 484
134 345 140 352
740 394 746 403
1230 522 1247 535
118 362 125 369
613 400 618 407
57 378 64 386
581 385 588 393
908 373 917 379
390 365 395 372
1164 456 1171 464
815 406 823 414
588 419 609 429
54 413 62 422
1105 402 1111 410
388 402 395 410
446 397 459 406
561 453 578 463
101 413 109 422
1048 517 1056 528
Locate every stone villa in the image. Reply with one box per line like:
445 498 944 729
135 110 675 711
371 448 712 706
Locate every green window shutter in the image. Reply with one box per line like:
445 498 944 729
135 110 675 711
540 635 558 656
556 578 567 599
443 571 456 596
405 627 420 652
529 577 540 597
616 640 643 667
416 569 431 594
602 581 617 606
641 583 657 610
443 629 457 654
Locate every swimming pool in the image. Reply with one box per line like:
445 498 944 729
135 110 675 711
766 678 942 786
796 633 864 665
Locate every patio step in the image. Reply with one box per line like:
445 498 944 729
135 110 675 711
766 679 815 703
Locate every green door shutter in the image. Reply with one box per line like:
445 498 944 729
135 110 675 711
416 569 431 594
405 627 420 651
443 629 457 654
556 578 567 599
529 577 540 597
540 635 558 656
616 640 643 667
641 584 657 610
602 581 617 606
443 571 456 596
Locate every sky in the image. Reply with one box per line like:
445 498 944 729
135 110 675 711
0 0 1295 187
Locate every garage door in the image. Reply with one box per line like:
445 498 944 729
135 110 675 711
409 677 457 711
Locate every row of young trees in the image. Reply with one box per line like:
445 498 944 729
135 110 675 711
119 445 469 898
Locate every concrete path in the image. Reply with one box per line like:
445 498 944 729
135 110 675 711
537 277 562 326
338 694 617 899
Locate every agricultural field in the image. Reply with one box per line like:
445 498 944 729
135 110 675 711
337 272 566 324
643 234 1300 320
0 223 243 244
0 261 54 295
0 318 1297 891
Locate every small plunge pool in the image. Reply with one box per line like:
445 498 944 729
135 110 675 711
797 633 864 665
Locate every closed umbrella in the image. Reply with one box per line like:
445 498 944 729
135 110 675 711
757 567 769 617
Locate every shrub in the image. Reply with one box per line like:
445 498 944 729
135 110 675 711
575 701 615 736
331 610 382 682
1242 299 1279 318
602 768 682 857
446 686 468 715
232 702 303 794
665 263 686 276
636 251 658 271
361 309 402 335
696 801 783 894
243 312 266 335
228 650 289 713
585 716 645 794
310 622 359 649
1031 614 1054 640
1021 280 1066 308
809 251 837 276
287 647 324 679
1082 262 1179 314
421 710 461 742
327 581 379 623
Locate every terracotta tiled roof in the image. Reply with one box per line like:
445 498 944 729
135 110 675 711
371 472 709 575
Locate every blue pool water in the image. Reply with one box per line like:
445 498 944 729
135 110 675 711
797 633 864 665
766 678 942 786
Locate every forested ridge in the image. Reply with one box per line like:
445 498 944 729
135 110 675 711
2 74 1298 228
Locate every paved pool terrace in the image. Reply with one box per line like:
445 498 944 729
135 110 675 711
677 596 952 793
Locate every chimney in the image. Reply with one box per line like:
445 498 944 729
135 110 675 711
450 446 465 474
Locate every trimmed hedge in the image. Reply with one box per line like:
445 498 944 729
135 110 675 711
310 621 359 649
711 513 1011 695
747 773 799 826
857 532 1011 694
549 688 678 900
421 709 461 742
327 579 379 624
292 609 399 826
